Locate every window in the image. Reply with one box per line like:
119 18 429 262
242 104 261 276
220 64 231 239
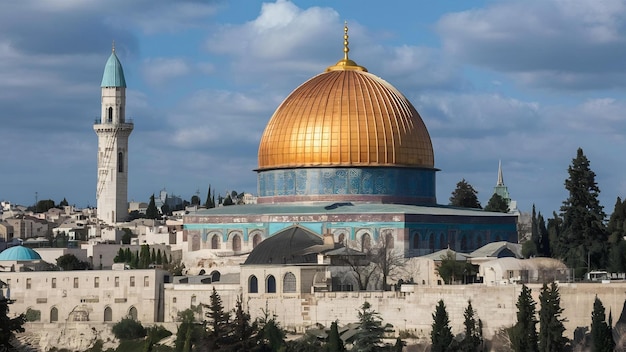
130 276 135 287
361 233 371 251
118 152 124 173
26 278 31 289
266 275 276 293
128 307 138 321
252 234 262 248
172 297 177 303
429 233 435 252
107 107 113 123
232 234 241 252
211 235 219 249
191 295 196 305
51 278 56 289
249 275 258 293
283 272 296 293
210 271 221 282
144 276 149 287
114 277 119 288
93 277 99 288
412 233 420 249
73 277 79 289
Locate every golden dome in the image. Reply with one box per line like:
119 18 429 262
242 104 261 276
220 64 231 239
257 25 434 171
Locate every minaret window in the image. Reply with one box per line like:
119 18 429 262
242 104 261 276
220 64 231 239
118 152 123 173
107 107 113 123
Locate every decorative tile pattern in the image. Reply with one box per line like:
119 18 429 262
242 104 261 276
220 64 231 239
258 167 437 200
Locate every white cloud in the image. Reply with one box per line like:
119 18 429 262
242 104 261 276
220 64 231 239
142 58 191 86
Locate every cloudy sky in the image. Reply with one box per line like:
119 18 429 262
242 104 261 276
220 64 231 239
2 0 626 216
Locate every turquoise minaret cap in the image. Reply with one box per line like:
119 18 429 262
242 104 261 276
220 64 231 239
101 42 127 88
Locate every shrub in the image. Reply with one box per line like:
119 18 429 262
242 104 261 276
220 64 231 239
25 308 41 322
111 318 146 340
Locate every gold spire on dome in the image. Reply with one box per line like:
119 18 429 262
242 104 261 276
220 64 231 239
326 21 367 72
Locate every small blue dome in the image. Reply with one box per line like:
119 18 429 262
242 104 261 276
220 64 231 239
0 246 42 261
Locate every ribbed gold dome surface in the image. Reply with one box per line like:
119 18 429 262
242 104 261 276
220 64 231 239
257 68 434 170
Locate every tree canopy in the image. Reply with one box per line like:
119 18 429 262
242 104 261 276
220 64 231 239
449 179 482 209
509 284 538 352
431 300 453 352
0 298 25 351
557 148 608 272
538 282 567 352
484 193 509 213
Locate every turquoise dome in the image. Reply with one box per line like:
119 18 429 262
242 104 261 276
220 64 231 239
0 246 42 261
101 50 126 88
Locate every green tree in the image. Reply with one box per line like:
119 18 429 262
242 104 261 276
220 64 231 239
146 194 159 220
538 282 567 352
607 197 626 273
509 284 538 352
156 249 163 265
35 199 56 213
457 300 482 351
485 193 509 213
204 287 232 350
326 320 345 352
111 318 146 340
139 244 151 269
114 248 126 263
205 185 215 209
56 253 90 270
59 197 69 207
0 298 25 351
559 148 608 272
436 250 474 284
449 179 482 209
175 309 202 352
353 301 393 352
431 300 453 352
121 228 133 245
222 194 234 206
591 296 614 352
191 195 201 206
230 293 257 351
257 308 286 352
537 212 550 257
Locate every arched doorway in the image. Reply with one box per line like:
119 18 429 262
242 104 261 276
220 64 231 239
211 235 219 249
50 307 58 323
361 233 371 251
210 270 221 282
252 233 262 248
104 307 112 322
128 307 138 321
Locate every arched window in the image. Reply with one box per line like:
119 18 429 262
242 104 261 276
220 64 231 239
211 235 219 249
266 275 276 293
438 232 446 250
107 107 113 123
384 232 394 249
412 233 419 249
248 275 258 293
476 234 483 249
495 234 502 242
252 233 262 248
104 307 112 322
117 152 123 173
361 233 371 251
128 307 138 321
191 234 201 251
461 235 468 251
283 272 296 293
232 234 241 252
210 271 221 282
338 233 345 244
429 233 435 252
50 307 58 322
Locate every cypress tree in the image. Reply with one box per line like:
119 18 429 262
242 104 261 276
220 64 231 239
510 284 538 352
431 300 453 352
230 293 257 350
326 320 345 352
559 148 608 272
459 300 482 351
156 249 162 265
591 296 614 352
204 287 232 350
146 194 159 219
538 282 567 352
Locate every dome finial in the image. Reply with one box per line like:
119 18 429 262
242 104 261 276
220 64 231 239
112 40 116 53
343 21 349 60
325 21 367 72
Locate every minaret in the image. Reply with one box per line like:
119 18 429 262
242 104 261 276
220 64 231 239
94 43 133 224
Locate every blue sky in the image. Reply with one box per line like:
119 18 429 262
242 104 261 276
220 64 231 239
2 0 626 217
